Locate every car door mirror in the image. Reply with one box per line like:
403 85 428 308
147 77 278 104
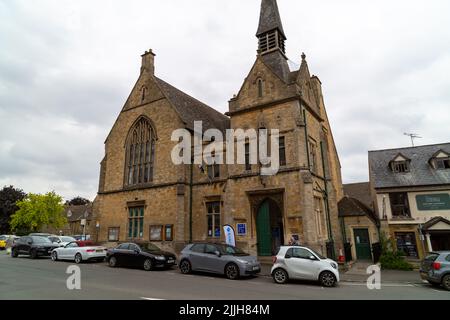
309 255 317 261
285 254 292 259
214 250 221 257
27 241 32 245
134 249 140 254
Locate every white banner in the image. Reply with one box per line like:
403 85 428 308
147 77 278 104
223 225 236 247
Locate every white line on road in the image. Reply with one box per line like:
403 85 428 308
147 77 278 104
141 297 166 300
340 282 414 287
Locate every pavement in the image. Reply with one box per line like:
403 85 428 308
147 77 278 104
0 251 448 300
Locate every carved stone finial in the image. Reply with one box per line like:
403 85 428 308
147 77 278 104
301 52 306 61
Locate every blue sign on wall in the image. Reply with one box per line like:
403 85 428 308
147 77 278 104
237 223 247 236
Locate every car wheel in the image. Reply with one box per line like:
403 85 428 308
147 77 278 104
108 256 117 268
225 263 240 280
30 249 37 259
51 251 58 262
273 268 289 284
11 248 18 258
319 271 337 287
442 274 450 291
179 260 192 274
143 259 153 271
74 253 82 264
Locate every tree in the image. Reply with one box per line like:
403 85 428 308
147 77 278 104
66 196 91 206
0 185 26 234
10 191 67 234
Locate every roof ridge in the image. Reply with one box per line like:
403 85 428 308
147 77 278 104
369 142 450 153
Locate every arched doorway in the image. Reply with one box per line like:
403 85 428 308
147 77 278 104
256 199 284 256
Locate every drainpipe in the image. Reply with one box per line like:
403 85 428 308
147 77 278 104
189 160 194 243
320 141 335 260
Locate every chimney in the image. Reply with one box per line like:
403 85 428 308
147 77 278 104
141 49 155 74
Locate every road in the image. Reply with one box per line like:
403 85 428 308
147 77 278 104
0 252 448 300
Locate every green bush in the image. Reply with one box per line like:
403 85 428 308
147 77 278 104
379 233 414 271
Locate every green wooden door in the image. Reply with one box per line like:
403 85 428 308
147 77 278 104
354 229 372 260
257 201 272 256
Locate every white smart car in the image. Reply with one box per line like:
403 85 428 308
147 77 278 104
51 241 107 264
271 246 340 287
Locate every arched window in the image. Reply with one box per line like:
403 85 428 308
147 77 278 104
141 86 147 103
257 78 264 98
125 117 156 186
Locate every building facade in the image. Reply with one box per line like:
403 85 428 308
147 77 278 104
339 183 380 262
93 0 344 257
369 143 450 260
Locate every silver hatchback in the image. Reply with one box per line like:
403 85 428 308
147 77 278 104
179 243 261 280
420 251 450 291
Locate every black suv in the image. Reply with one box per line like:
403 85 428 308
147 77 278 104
11 236 59 259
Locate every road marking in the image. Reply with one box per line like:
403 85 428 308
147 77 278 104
340 282 414 287
141 297 165 300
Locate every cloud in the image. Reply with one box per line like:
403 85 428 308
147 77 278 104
1 0 450 199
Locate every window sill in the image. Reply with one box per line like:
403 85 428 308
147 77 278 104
390 216 414 221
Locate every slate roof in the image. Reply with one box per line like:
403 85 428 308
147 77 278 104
343 182 373 209
261 51 292 83
338 196 379 224
65 204 93 223
256 0 286 38
369 143 450 189
155 77 230 134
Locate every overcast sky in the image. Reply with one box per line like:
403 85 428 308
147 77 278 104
1 0 449 201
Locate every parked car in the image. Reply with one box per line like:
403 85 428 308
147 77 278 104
179 243 261 280
271 246 340 287
0 235 20 250
106 242 177 271
29 233 55 237
11 236 60 259
0 235 8 250
51 241 107 263
420 251 450 291
73 235 91 241
48 236 77 247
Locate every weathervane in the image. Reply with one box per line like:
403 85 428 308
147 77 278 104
404 133 422 147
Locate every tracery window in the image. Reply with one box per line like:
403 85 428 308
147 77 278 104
125 117 156 186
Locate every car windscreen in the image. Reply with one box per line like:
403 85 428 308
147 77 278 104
141 243 161 252
61 237 76 242
310 249 326 260
31 236 52 244
217 244 249 256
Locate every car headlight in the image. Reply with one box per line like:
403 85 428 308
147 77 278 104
155 256 166 261
330 262 338 269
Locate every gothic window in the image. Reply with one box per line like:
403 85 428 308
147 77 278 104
257 79 264 98
125 117 156 186
141 86 147 103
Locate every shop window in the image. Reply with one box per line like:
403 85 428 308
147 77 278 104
108 227 120 242
395 232 418 258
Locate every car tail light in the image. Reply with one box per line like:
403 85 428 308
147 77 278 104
432 262 441 270
272 256 277 264
86 249 95 253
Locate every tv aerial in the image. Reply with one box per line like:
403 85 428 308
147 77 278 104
404 133 422 147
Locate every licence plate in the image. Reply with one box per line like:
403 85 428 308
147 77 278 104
252 266 260 271
96 250 103 252
168 259 175 264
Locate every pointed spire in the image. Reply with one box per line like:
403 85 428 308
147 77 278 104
256 0 286 38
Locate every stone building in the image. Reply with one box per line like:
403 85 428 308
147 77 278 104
93 0 344 257
369 143 450 260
